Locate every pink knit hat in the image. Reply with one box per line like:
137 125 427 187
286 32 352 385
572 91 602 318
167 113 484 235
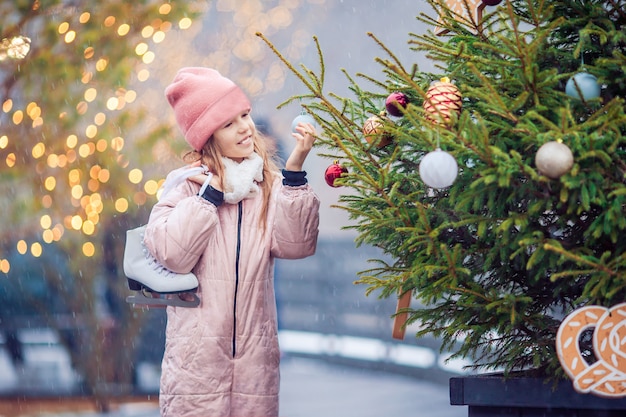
165 67 251 151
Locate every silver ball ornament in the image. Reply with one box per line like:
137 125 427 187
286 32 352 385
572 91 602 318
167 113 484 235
565 72 600 101
535 141 574 179
419 148 458 189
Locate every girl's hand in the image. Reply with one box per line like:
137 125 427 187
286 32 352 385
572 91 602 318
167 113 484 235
286 122 317 171
189 173 222 191
187 161 222 191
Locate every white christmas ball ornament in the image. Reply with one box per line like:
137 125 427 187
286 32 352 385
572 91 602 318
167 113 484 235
535 141 574 179
419 148 458 189
565 72 600 101
291 111 316 133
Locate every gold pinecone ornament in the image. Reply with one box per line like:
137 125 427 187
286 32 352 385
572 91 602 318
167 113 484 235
363 111 393 148
423 77 462 126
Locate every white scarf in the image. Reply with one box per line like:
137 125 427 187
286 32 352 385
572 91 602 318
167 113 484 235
156 153 264 205
222 152 264 204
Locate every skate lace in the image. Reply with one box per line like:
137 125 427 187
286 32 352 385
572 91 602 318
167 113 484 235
141 233 175 278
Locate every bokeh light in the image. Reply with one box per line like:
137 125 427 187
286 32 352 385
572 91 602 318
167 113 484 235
0 259 10 274
129 168 143 184
84 88 97 102
179 17 192 29
82 242 95 257
85 124 98 138
106 97 119 110
159 4 172 14
40 214 52 229
16 240 27 255
152 31 166 43
115 197 129 213
141 26 155 38
30 242 42 257
94 112 106 125
64 31 76 43
12 110 23 125
82 220 95 235
32 142 45 158
66 134 78 148
135 42 149 55
144 179 159 195
84 46 94 59
71 184 84 200
104 16 116 27
98 168 110 183
42 195 53 208
45 176 56 191
111 136 124 151
58 22 69 34
6 153 15 167
117 23 130 36
142 51 155 64
42 229 54 243
137 69 150 82
96 58 108 71
71 215 83 230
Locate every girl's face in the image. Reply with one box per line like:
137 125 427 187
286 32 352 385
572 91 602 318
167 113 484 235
212 109 256 162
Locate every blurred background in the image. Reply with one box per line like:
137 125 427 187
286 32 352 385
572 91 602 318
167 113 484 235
0 0 464 414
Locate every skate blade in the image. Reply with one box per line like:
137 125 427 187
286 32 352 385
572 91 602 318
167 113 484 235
126 291 200 309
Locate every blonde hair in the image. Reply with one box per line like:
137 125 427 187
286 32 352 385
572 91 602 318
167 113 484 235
183 130 279 230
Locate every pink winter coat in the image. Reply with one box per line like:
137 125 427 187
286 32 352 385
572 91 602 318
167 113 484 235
144 174 320 417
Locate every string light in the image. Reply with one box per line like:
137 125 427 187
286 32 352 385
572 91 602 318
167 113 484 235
0 36 31 60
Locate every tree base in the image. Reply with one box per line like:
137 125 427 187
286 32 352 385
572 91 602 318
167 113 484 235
450 373 626 417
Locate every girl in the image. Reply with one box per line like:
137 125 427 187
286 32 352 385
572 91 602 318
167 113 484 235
143 67 320 417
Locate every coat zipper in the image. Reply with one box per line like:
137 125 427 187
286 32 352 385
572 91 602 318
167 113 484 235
232 201 243 357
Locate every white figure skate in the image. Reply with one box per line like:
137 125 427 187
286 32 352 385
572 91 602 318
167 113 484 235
123 226 200 308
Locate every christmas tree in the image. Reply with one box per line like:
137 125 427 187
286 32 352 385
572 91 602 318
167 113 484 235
259 0 626 378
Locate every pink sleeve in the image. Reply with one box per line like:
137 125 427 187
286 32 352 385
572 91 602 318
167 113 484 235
144 181 218 273
271 184 320 259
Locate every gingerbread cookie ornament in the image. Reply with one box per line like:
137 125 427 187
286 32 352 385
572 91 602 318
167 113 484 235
556 302 626 397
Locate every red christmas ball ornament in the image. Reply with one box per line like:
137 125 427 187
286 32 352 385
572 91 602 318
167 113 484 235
423 77 462 126
363 111 393 148
385 92 408 117
324 160 348 188
482 0 502 6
